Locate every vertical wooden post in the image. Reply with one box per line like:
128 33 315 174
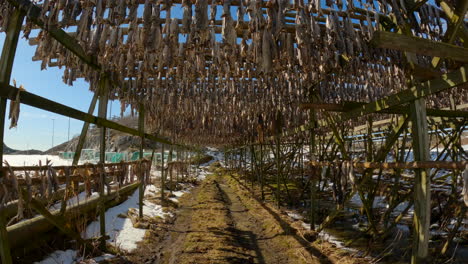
250 144 255 189
161 144 165 201
275 137 281 208
97 75 109 250
260 143 265 200
366 117 374 162
0 9 24 264
72 91 99 165
410 98 431 264
138 104 145 218
309 109 317 231
168 144 173 195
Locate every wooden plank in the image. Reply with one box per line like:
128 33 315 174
20 189 93 250
300 102 468 118
0 83 172 145
370 31 468 62
97 76 109 250
0 9 25 264
7 0 99 70
138 104 144 218
410 98 431 263
340 65 468 122
161 144 165 202
439 0 468 44
431 0 468 67
72 90 99 165
8 183 139 249
309 160 467 170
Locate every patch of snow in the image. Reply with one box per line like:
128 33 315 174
34 249 78 264
84 183 182 252
50 191 99 210
92 254 116 262
396 224 410 234
349 194 388 209
286 211 303 221
3 155 72 167
83 189 147 252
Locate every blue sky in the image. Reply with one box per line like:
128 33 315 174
0 33 122 151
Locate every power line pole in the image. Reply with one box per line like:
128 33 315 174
52 118 55 148
67 117 70 141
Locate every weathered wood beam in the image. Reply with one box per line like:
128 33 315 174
431 0 468 67
21 189 93 251
0 8 24 264
7 182 139 249
299 102 468 118
309 160 467 170
97 75 109 250
0 83 172 144
72 89 99 165
138 103 144 218
410 98 431 263
439 0 468 44
340 65 468 122
370 31 468 63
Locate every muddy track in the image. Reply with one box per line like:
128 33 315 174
142 174 338 264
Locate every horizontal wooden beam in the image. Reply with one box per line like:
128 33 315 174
0 82 172 145
7 182 139 249
299 102 468 118
310 160 468 170
370 31 468 63
341 65 468 121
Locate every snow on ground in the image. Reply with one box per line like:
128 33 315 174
349 194 388 209
297 218 360 254
49 191 99 211
35 249 78 264
36 150 223 263
34 250 115 264
83 188 152 252
3 154 72 166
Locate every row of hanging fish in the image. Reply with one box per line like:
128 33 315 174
0 0 456 146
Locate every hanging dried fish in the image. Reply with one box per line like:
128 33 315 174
182 0 192 33
9 80 24 129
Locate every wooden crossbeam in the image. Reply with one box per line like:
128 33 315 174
280 66 467 139
299 102 468 118
340 65 468 122
431 0 468 67
309 160 467 170
370 31 468 63
0 83 172 145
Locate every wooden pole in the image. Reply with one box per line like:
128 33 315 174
161 144 165 202
410 98 431 264
275 137 281 208
168 144 173 195
97 75 109 250
260 143 265 200
138 104 145 218
309 108 317 231
72 91 99 165
0 8 25 264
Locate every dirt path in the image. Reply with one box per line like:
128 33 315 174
142 174 340 264
217 179 286 264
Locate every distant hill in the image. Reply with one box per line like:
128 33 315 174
3 143 17 154
3 143 44 155
45 116 160 155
